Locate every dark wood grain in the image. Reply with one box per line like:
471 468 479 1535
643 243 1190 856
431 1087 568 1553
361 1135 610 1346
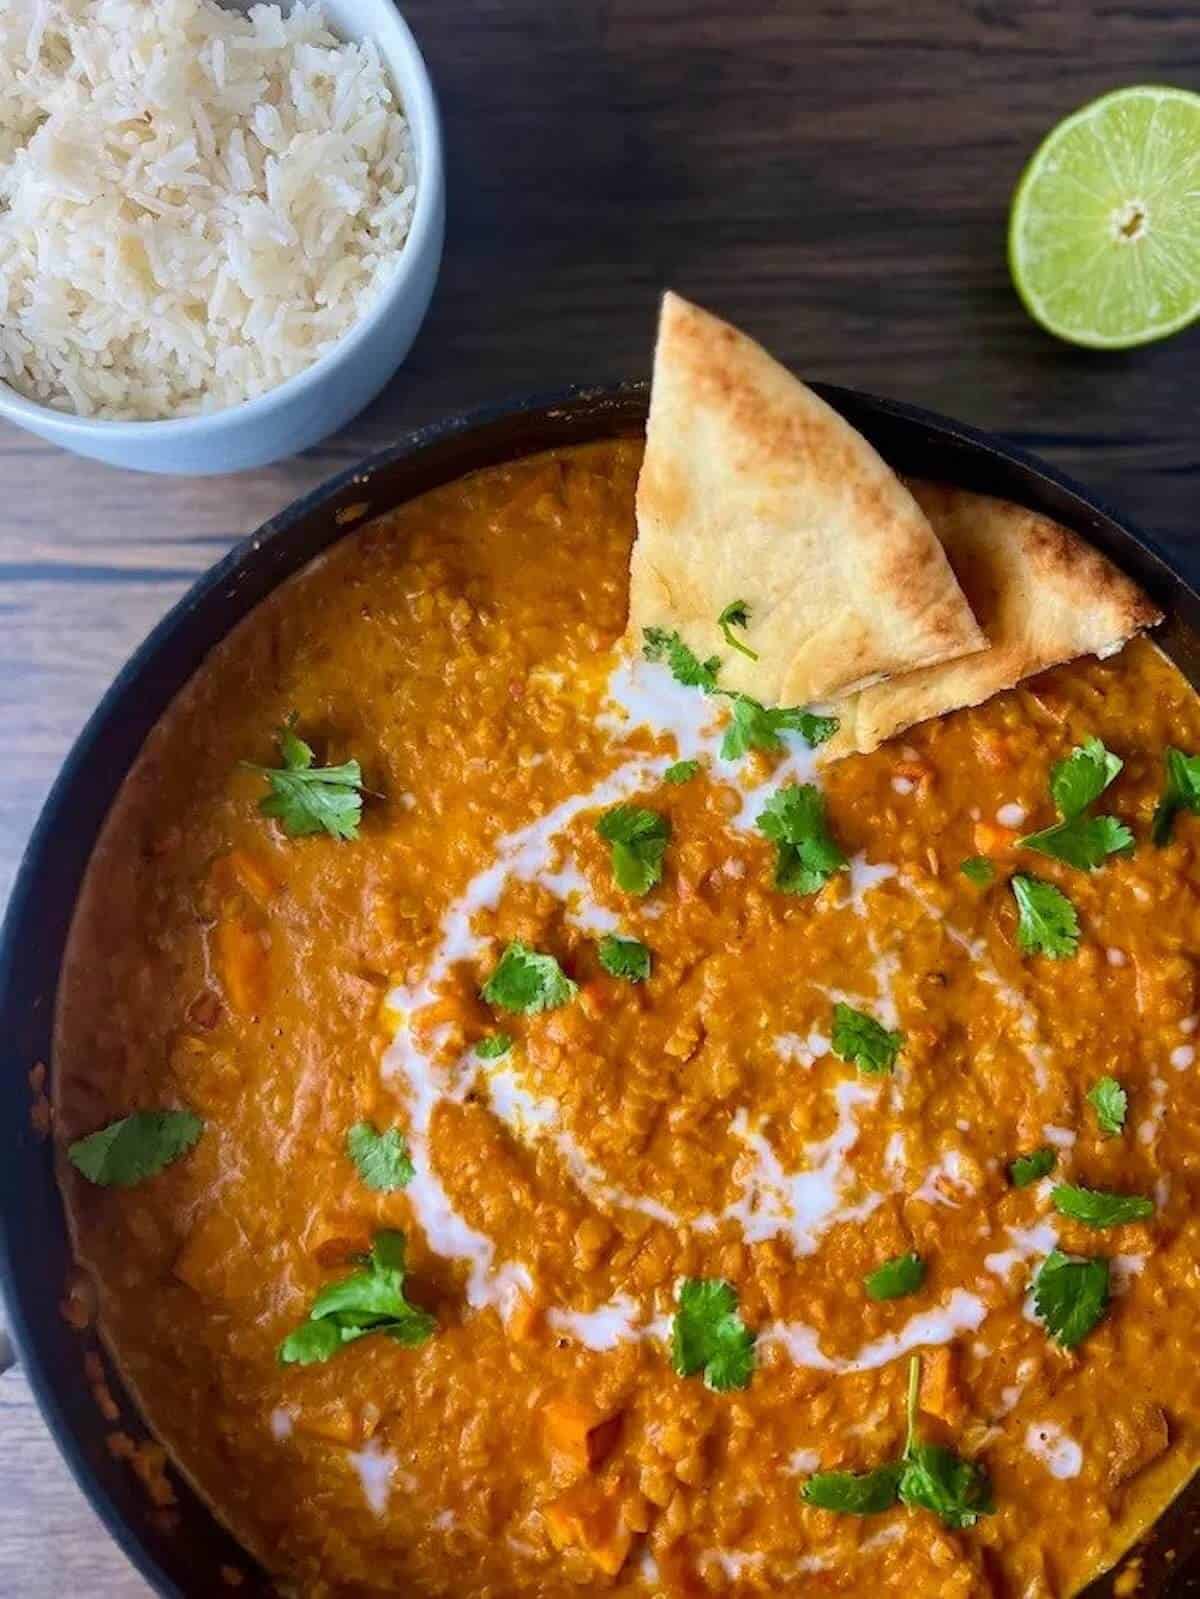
3 1 1199 1590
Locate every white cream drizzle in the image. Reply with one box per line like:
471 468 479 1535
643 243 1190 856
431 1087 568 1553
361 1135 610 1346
1025 1422 1082 1480
984 1222 1059 1281
775 1031 830 1068
764 1289 988 1374
728 1080 883 1255
347 1440 396 1516
1042 1124 1076 1150
548 1296 647 1352
912 1150 975 1208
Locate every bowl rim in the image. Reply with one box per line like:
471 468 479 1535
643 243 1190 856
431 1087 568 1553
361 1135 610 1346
0 4 444 440
3 379 1199 1599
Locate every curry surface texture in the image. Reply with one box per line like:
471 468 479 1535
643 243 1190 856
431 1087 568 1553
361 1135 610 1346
55 441 1200 1599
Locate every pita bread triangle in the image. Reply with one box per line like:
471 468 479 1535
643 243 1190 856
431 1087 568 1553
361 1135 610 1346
824 479 1162 758
627 292 986 705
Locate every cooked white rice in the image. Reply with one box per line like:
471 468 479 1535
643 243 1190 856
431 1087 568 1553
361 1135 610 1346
0 0 417 420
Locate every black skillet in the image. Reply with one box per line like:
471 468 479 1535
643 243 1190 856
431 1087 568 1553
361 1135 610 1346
2 384 1199 1597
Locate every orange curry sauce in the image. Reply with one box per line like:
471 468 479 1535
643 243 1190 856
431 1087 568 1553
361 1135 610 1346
55 442 1200 1597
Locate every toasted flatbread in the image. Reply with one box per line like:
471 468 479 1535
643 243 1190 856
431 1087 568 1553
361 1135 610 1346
823 480 1162 758
628 294 986 704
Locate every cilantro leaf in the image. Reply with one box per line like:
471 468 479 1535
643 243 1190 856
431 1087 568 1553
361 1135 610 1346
347 1123 414 1191
244 718 364 841
482 941 577 1014
803 1359 993 1528
1019 814 1133 870
832 1003 903 1076
898 1357 993 1530
642 626 721 691
960 856 994 885
717 599 760 661
280 1231 435 1365
1020 738 1130 871
802 1463 902 1515
664 759 700 785
476 1033 512 1060
720 694 839 761
1011 874 1080 958
595 805 669 895
1008 1147 1057 1188
1087 1077 1127 1138
899 1441 994 1530
1152 747 1200 845
865 1252 924 1301
1032 1249 1110 1348
757 783 847 895
671 1278 756 1392
1050 737 1123 818
598 934 651 982
1051 1184 1154 1229
278 1319 348 1365
68 1109 203 1188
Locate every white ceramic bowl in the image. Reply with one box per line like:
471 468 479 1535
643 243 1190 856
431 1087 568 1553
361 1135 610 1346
0 0 444 475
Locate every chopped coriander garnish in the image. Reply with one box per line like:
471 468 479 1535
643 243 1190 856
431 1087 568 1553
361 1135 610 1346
831 1002 903 1076
664 758 700 785
1051 1183 1154 1229
720 694 838 761
1032 1248 1110 1348
346 1123 414 1191
243 716 363 840
1020 737 1131 869
475 1033 513 1060
279 1231 435 1365
960 856 994 885
1152 747 1200 845
1008 1147 1057 1188
717 599 759 661
1020 814 1133 870
802 1463 902 1516
595 805 670 895
801 1358 993 1529
598 934 651 982
865 1252 924 1301
68 1109 203 1188
481 941 577 1014
1087 1076 1127 1138
642 626 720 691
670 1278 755 1392
756 783 847 895
1050 737 1123 817
897 1357 994 1529
1011 873 1080 958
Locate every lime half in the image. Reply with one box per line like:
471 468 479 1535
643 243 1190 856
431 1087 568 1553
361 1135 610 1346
1009 85 1200 349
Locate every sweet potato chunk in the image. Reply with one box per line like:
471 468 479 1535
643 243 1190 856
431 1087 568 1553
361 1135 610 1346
214 912 269 1017
226 850 281 906
543 1479 633 1577
1106 1403 1169 1490
174 1210 258 1300
543 1396 623 1472
921 1346 966 1428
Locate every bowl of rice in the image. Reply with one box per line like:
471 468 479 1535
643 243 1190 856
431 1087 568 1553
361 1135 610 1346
0 0 444 474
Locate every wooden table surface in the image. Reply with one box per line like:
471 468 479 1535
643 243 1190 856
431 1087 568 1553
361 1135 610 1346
3 1 1200 1591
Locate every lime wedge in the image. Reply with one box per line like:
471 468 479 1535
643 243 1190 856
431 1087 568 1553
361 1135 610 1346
1009 85 1200 349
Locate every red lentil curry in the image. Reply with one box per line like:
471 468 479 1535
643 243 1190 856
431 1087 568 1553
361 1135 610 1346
55 440 1200 1598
